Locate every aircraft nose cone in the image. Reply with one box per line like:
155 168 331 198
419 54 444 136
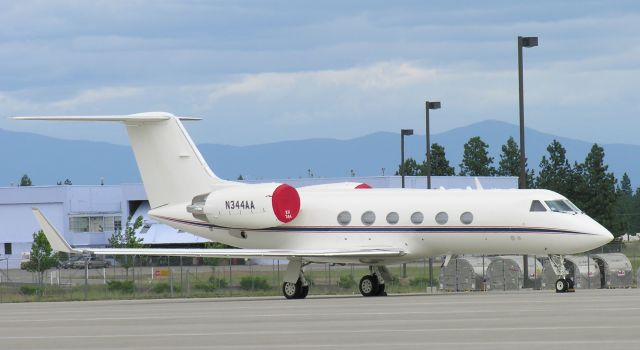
593 223 614 245
601 227 614 244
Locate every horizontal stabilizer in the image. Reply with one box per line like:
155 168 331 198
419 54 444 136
13 112 200 122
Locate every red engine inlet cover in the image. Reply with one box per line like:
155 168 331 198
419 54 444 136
272 184 301 223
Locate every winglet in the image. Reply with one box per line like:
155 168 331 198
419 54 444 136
31 208 79 254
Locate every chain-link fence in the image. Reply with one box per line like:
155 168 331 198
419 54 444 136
0 257 442 303
2 242 638 303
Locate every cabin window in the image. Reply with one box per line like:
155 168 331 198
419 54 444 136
386 212 399 225
460 212 473 225
410 212 424 225
337 211 351 225
435 212 448 225
530 200 547 212
361 211 376 226
4 243 12 255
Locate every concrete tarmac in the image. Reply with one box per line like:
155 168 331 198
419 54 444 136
1 289 639 350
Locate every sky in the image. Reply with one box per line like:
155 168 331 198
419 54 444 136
1 1 639 146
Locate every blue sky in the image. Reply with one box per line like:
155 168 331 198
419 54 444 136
1 1 639 146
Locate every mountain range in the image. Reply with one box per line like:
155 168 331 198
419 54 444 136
1 120 638 187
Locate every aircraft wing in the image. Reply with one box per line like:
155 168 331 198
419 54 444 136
32 208 405 259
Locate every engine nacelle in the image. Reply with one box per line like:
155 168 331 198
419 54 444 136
187 183 301 229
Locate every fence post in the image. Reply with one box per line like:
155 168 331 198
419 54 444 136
169 264 174 297
229 259 232 297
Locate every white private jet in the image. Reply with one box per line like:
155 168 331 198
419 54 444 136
17 112 613 298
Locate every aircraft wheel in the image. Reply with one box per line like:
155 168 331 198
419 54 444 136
283 281 300 299
376 283 387 296
567 278 575 289
555 278 568 293
297 285 309 299
359 275 379 297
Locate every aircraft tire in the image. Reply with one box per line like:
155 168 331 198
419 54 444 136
359 275 379 297
567 278 575 290
555 278 568 293
283 281 300 299
297 285 309 299
376 283 387 296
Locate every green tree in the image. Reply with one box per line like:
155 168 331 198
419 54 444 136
237 174 244 181
497 137 536 188
497 137 521 176
425 143 455 176
535 140 577 198
25 230 59 289
108 216 144 279
20 174 32 186
577 144 618 235
614 173 635 237
459 136 495 176
630 187 640 235
57 179 73 186
395 158 421 176
618 173 632 196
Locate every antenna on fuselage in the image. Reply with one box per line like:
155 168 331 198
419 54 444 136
474 177 484 190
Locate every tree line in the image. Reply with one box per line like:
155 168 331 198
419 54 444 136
398 136 636 238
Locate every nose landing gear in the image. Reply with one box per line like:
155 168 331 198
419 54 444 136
549 255 575 293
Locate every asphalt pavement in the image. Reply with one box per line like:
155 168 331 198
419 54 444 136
0 289 639 349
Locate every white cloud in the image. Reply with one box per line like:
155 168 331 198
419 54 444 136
49 87 143 110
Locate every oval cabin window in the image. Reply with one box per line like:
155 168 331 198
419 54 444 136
410 212 424 225
460 211 473 225
361 211 376 226
386 212 399 225
435 212 448 225
337 211 351 226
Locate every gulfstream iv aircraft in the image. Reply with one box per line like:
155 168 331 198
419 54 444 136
17 112 613 298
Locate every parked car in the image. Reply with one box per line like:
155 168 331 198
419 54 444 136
71 256 111 269
58 256 84 269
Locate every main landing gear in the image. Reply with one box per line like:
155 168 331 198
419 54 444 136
282 259 310 299
548 255 575 293
359 266 388 297
280 262 391 299
282 279 309 299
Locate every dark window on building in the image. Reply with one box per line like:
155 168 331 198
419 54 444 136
4 243 12 255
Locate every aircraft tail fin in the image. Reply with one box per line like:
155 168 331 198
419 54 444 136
32 208 79 254
15 112 232 208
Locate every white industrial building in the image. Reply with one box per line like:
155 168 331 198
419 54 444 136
0 176 516 268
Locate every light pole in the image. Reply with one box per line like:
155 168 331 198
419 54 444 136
518 35 538 288
517 36 537 189
400 129 414 189
425 101 441 189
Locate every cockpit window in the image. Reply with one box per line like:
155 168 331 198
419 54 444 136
565 200 582 213
545 200 579 213
530 200 547 212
